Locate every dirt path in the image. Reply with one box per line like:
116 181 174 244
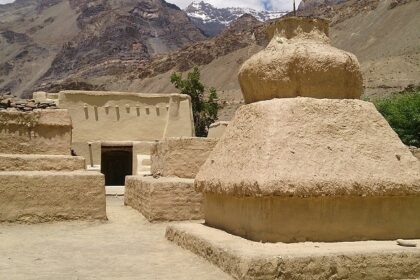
0 197 231 280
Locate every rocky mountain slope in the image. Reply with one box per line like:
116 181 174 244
129 0 420 119
185 1 286 36
298 0 346 13
0 0 80 98
0 0 206 97
1 0 419 122
297 0 420 96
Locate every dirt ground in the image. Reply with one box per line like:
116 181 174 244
0 197 231 280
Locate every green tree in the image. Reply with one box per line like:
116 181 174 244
371 88 420 147
171 67 219 137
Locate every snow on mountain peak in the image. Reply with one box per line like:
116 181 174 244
185 1 287 36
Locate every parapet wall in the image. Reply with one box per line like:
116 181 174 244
0 109 72 155
58 90 194 143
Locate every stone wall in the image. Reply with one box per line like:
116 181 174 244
1 95 57 112
0 109 72 155
151 137 218 179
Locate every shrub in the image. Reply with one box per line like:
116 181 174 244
371 88 420 147
171 67 219 137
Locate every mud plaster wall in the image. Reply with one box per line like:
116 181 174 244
125 176 203 222
0 171 106 223
72 140 154 174
151 137 218 179
58 91 195 165
204 193 420 243
133 141 154 175
59 91 194 142
0 110 72 155
208 122 229 138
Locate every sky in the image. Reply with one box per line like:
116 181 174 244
0 0 301 11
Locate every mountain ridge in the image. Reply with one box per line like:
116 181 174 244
0 0 207 97
185 1 286 36
0 0 419 123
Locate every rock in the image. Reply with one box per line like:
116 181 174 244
238 17 363 103
0 96 57 112
38 104 49 109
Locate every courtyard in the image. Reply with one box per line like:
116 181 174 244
0 197 230 280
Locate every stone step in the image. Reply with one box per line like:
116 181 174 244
166 223 420 280
138 172 151 177
0 171 106 223
138 166 151 172
0 154 85 171
142 158 151 166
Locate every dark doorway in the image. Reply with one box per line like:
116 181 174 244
101 146 133 186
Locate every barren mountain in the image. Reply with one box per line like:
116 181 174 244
127 0 420 119
1 0 419 122
0 0 80 97
0 0 206 97
143 1 420 95
312 0 420 96
34 13 268 99
298 0 346 14
32 0 420 121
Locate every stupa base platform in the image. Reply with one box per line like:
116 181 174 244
0 171 106 223
166 223 420 280
125 176 203 222
204 193 420 243
0 154 85 171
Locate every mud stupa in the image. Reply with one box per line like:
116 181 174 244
194 17 420 243
239 17 363 103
